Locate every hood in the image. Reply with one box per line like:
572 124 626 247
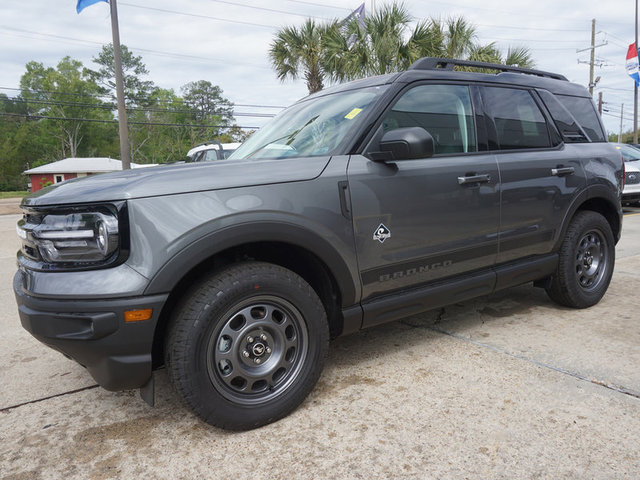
23 156 331 207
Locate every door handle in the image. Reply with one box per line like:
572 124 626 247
458 174 490 185
551 166 575 176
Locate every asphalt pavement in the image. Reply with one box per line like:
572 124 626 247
1 208 640 479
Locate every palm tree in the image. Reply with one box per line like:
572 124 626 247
467 43 535 69
322 3 444 82
504 46 535 68
269 3 536 91
322 7 515 83
438 16 477 59
269 19 327 94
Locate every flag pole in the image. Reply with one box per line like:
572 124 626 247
109 0 131 169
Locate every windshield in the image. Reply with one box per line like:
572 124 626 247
616 144 640 162
230 86 388 160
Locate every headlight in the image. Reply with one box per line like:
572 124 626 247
17 203 128 270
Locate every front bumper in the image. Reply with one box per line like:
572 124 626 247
623 177 640 203
13 270 168 391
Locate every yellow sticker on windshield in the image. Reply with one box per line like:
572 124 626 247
344 108 363 119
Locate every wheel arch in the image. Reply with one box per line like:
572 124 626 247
554 185 623 251
146 222 360 368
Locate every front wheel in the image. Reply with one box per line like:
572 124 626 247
165 262 329 430
546 211 615 308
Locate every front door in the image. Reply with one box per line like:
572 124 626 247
347 83 500 304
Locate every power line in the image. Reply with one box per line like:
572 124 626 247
207 0 332 20
600 29 633 44
0 86 286 109
475 23 585 33
525 47 583 51
0 112 259 129
477 36 584 43
603 112 634 122
282 0 351 11
419 0 593 23
119 2 275 29
1 97 276 117
0 86 111 100
598 86 635 92
0 26 271 70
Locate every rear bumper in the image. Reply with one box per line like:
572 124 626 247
13 270 168 391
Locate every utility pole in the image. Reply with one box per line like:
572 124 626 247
589 19 596 96
110 0 131 170
620 103 625 142
598 91 603 114
577 19 607 96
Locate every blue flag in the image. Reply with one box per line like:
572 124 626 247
76 0 108 14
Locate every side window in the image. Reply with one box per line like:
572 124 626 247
382 84 477 155
537 89 589 143
482 87 551 150
203 149 219 162
556 95 606 142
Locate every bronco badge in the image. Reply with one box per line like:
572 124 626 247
373 224 391 243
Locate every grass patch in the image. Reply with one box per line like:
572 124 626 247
0 191 28 199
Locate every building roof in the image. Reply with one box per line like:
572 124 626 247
24 157 155 175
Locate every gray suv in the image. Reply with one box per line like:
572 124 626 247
14 58 624 430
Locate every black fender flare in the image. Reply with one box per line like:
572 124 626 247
143 220 359 307
553 184 623 251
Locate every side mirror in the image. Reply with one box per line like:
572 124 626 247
368 127 435 162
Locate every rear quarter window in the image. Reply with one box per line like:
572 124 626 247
556 95 606 142
537 89 589 143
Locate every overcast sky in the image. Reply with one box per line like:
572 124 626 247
1 0 639 135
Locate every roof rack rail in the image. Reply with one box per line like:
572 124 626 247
409 57 568 81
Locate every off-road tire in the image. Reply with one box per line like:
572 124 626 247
165 261 329 430
546 211 615 308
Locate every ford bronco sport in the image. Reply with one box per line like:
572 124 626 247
14 58 624 430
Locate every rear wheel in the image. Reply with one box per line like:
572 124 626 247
165 261 329 430
546 211 615 308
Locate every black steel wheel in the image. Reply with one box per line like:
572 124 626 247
574 230 607 290
546 211 615 308
207 295 309 405
166 262 328 430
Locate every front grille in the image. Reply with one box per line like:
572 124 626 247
626 172 640 185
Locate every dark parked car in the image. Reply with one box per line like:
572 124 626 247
14 58 623 430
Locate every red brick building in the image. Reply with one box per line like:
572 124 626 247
24 157 151 192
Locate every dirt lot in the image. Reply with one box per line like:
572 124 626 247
1 209 640 479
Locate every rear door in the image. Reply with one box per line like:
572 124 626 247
347 83 500 302
479 86 587 264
